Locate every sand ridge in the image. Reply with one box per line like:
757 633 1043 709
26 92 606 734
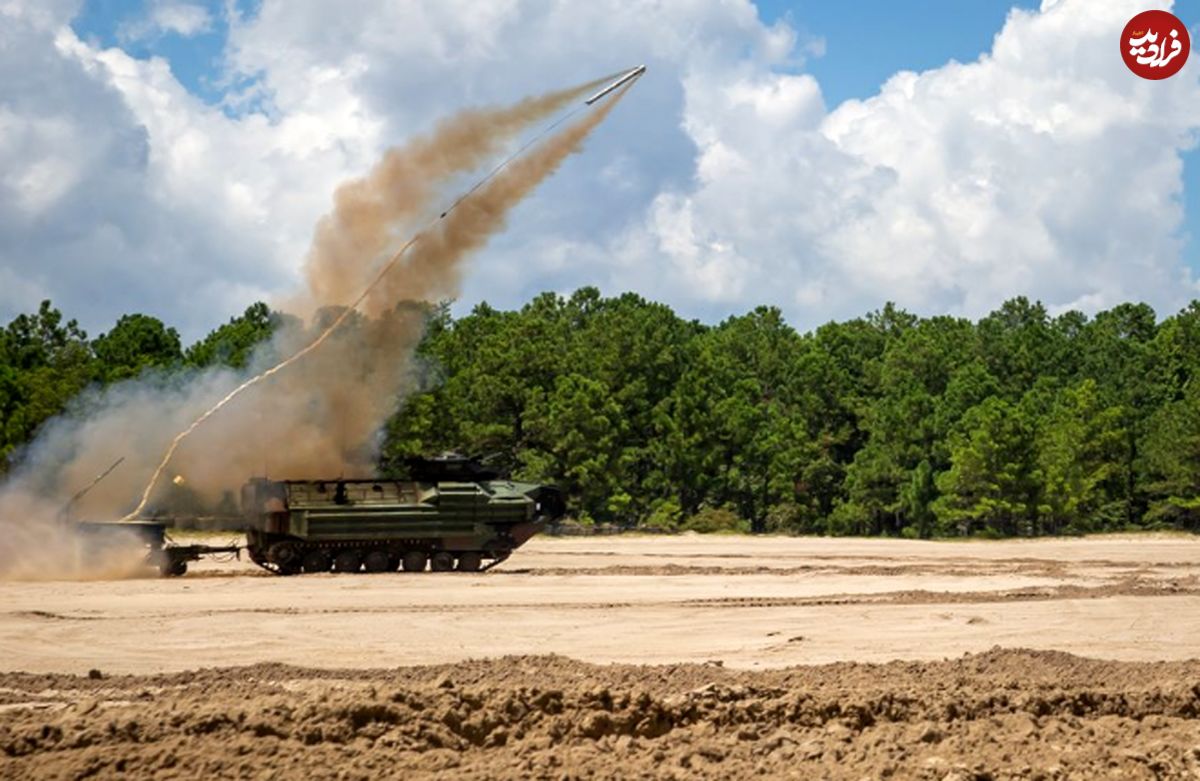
2 534 1199 778
2 650 1200 779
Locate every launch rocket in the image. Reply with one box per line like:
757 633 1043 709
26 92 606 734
585 65 646 105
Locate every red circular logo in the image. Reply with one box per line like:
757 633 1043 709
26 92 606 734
1121 10 1190 80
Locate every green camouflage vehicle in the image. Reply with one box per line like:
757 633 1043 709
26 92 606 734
240 455 566 575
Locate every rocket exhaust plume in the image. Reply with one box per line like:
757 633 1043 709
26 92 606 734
0 67 641 578
297 71 624 312
88 71 640 526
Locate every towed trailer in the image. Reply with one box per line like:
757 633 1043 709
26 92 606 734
74 520 241 577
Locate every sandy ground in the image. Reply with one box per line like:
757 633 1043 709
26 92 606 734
1 533 1198 673
2 534 1199 779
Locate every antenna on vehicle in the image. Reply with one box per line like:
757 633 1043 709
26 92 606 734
59 456 125 524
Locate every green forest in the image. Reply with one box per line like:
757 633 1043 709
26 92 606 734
2 291 1199 537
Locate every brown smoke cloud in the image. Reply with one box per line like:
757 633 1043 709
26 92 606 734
296 74 615 315
259 85 632 486
0 74 631 577
368 83 630 312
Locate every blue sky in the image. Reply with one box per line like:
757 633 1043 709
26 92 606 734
71 0 251 105
72 0 1049 108
763 0 1200 279
67 0 1200 284
758 0 1040 104
4 0 1199 340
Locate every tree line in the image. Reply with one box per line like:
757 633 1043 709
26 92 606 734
2 291 1198 536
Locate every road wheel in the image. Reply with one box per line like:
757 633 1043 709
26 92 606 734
301 550 331 573
402 551 428 572
363 550 392 573
334 550 362 573
247 546 269 568
267 542 300 567
160 559 187 577
430 551 455 572
457 552 482 572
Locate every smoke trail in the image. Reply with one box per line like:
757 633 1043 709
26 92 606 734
117 233 422 520
0 72 634 578
118 82 630 521
368 82 631 312
296 74 617 315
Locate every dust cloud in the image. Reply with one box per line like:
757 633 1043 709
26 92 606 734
0 491 148 581
0 73 630 578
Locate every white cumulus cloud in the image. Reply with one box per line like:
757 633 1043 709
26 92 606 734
0 0 1197 342
118 1 213 43
609 0 1200 324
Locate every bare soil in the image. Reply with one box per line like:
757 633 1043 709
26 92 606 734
3 651 1200 779
1 534 1198 778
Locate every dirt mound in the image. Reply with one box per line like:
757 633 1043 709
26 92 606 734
3 649 1199 780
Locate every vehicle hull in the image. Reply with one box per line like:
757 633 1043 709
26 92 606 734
240 476 563 575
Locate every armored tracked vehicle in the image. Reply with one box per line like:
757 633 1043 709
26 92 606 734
74 455 564 577
241 455 566 575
